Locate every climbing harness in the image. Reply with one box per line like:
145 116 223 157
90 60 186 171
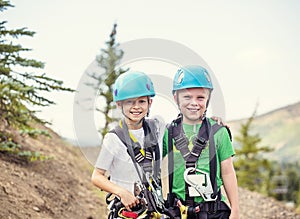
166 114 232 218
168 116 220 203
106 193 122 219
108 118 174 218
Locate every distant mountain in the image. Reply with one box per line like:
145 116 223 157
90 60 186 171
228 101 300 163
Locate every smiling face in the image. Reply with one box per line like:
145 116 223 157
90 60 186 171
117 96 152 129
175 88 210 124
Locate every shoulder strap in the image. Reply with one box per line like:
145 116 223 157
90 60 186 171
209 122 232 198
109 124 126 145
167 122 174 198
171 117 210 168
145 119 161 180
209 122 222 199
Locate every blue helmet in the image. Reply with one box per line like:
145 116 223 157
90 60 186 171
113 71 155 102
172 65 213 93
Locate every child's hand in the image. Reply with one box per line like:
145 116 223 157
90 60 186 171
119 189 140 211
211 116 230 128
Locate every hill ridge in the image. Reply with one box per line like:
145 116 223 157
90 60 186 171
229 100 300 123
228 100 300 162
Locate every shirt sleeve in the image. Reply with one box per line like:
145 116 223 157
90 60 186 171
216 127 235 162
94 133 119 171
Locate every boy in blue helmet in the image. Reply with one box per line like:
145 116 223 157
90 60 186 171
91 71 167 218
163 65 239 219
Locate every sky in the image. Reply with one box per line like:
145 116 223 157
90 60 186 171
3 0 300 144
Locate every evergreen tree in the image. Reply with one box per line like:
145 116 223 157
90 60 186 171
234 110 273 194
269 161 300 208
0 0 73 156
87 23 127 139
284 162 300 207
268 161 288 200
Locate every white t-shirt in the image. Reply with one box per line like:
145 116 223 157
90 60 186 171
94 118 164 193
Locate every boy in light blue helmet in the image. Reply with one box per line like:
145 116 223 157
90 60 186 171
91 71 168 218
163 65 239 219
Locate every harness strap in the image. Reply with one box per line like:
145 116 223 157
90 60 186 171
109 118 161 182
146 118 161 180
167 122 174 207
173 191 230 218
209 123 222 199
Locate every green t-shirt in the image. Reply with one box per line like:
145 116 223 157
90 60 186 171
163 118 235 203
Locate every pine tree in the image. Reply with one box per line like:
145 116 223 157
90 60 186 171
87 23 127 139
0 0 73 157
234 110 273 194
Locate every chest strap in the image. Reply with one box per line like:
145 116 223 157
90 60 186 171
172 117 209 169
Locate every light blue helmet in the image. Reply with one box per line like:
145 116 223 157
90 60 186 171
172 65 213 93
113 71 155 102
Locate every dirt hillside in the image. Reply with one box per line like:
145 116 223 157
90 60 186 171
1 123 300 219
0 123 106 219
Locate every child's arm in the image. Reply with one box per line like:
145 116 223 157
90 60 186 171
221 157 240 219
91 168 139 211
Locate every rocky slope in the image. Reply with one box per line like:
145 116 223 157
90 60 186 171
0 123 106 219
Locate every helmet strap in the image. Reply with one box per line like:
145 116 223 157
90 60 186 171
175 93 181 111
146 97 151 117
201 109 207 121
206 91 211 108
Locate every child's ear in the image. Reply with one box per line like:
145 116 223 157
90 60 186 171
148 98 153 107
116 101 122 108
173 93 178 105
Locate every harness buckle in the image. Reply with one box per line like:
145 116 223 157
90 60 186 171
185 161 196 169
192 136 207 151
183 167 217 201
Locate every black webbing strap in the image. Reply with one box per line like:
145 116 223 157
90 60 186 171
145 119 161 180
208 123 231 199
185 120 209 168
167 122 174 202
209 123 220 199
120 119 146 184
169 118 209 166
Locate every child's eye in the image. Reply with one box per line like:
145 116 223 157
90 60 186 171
139 100 147 104
125 100 133 105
